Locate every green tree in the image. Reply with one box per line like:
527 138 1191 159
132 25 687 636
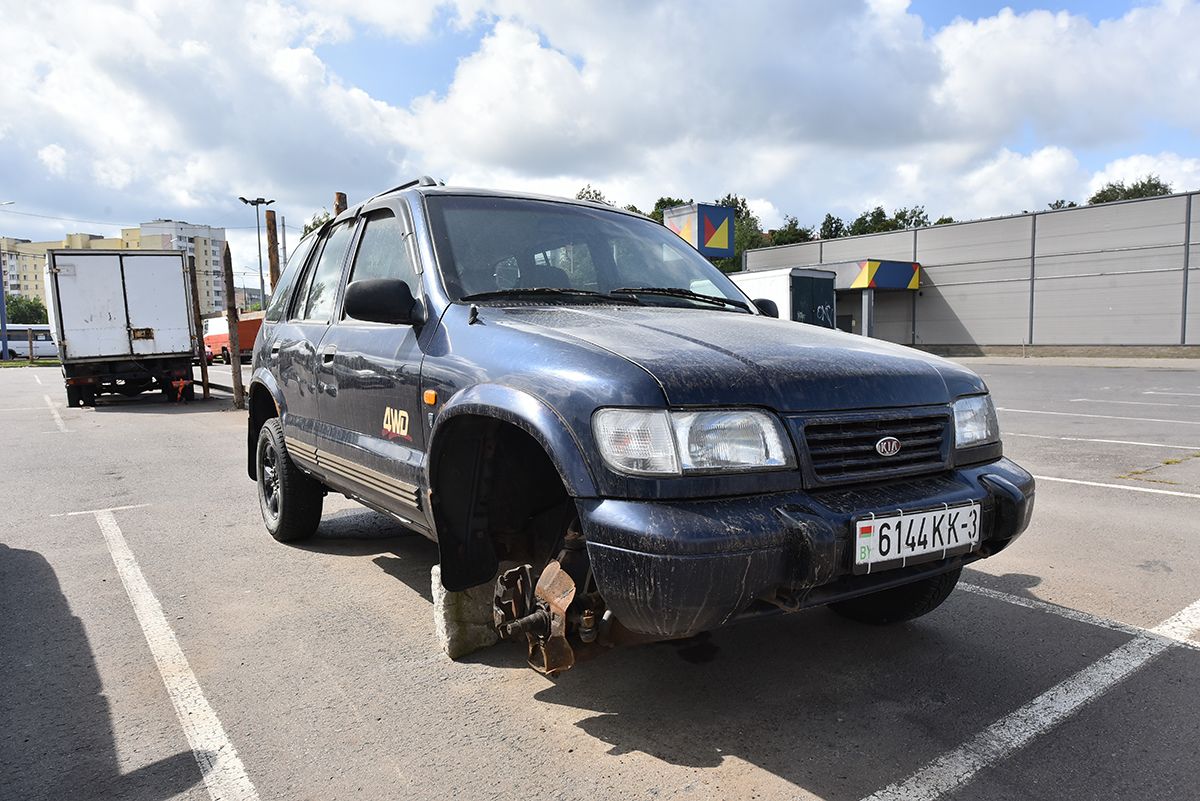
847 206 898 236
5 294 48 324
711 193 764 273
575 184 611 205
1047 199 1077 210
303 209 332 236
1087 174 1172 205
893 205 930 229
622 203 645 215
768 215 814 245
819 213 847 239
934 215 956 225
650 196 691 223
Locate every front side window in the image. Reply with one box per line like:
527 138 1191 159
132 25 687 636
425 196 751 312
347 211 417 288
298 221 354 321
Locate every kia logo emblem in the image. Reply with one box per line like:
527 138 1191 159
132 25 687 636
876 436 902 457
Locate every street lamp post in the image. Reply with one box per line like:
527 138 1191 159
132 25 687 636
1 200 15 360
238 196 274 309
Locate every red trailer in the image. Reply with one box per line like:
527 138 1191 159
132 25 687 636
203 311 264 363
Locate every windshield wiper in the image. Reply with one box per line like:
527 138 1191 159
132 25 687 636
460 287 641 304
611 286 750 311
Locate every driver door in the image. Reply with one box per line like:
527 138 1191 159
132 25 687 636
315 208 427 526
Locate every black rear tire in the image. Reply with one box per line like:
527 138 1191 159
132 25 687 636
829 567 962 625
256 418 323 542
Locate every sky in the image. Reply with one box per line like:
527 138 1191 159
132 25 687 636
1 0 1198 275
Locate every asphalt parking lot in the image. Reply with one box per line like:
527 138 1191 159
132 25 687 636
2 358 1198 801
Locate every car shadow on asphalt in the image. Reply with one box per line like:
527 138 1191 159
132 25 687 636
526 583 1148 801
289 509 440 603
85 394 235 414
0 543 202 800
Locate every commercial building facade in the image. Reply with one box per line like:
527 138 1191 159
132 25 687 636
744 191 1200 349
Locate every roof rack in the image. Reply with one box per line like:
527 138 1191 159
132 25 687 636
367 176 443 203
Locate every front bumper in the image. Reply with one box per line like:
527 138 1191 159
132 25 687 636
576 458 1034 638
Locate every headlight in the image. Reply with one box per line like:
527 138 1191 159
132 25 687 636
593 408 794 476
953 395 999 448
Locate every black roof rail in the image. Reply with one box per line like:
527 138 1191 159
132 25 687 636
367 176 443 203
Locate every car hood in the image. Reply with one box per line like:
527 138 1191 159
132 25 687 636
492 306 985 412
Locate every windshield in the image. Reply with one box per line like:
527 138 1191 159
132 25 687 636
425 195 753 311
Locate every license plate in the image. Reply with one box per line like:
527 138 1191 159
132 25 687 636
853 503 980 572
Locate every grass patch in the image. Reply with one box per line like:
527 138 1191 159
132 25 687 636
0 359 60 368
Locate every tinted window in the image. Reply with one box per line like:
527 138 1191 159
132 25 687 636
266 233 319 323
297 221 354 321
347 211 416 287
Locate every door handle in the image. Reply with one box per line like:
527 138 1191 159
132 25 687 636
321 345 337 363
271 342 280 354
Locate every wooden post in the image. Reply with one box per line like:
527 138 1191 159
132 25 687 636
333 192 347 215
186 255 211 399
280 215 287 263
27 327 34 363
265 209 281 292
221 242 245 409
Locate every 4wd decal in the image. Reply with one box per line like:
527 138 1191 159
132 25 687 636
383 407 411 441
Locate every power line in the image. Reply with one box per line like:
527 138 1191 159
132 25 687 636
0 207 307 233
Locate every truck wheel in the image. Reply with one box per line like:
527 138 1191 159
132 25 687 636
829 567 962 625
82 388 97 407
66 386 81 407
256 419 322 542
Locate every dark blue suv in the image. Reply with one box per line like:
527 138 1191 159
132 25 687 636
247 179 1035 673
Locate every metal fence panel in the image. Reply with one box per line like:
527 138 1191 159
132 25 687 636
914 280 1030 345
1035 196 1186 256
921 257 1032 285
820 231 914 262
1033 270 1182 344
1034 245 1185 280
916 216 1032 265
1187 259 1199 345
744 241 821 271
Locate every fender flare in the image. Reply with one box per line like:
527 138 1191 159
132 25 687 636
427 383 598 498
427 384 598 590
246 369 286 480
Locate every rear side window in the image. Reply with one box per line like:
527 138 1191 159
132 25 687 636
347 211 417 288
293 221 354 321
265 233 318 323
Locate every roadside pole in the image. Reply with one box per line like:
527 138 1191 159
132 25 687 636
27 327 33 363
280 216 287 264
221 242 245 409
265 209 281 291
334 192 347 215
186 255 211 399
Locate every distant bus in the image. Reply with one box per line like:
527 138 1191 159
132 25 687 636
2 324 58 359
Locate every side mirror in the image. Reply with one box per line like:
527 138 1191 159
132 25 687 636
753 298 779 318
344 278 424 325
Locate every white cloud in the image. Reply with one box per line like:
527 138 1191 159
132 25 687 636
0 0 1197 254
37 144 68 176
1087 153 1200 197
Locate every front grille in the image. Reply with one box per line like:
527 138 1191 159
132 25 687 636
801 412 950 485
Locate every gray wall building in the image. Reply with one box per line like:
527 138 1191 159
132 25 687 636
744 192 1200 348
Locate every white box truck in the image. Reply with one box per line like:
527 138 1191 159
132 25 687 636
46 249 196 406
729 267 838 327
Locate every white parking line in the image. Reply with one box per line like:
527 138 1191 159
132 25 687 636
1144 391 1200 397
92 509 259 801
33 374 42 385
862 598 1200 801
50 503 151 518
1032 475 1200 500
1007 432 1200 450
1070 398 1200 409
43 394 67 433
996 407 1200 426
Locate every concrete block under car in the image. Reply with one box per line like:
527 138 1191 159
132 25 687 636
431 564 499 659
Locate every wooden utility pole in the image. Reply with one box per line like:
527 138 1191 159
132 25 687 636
333 192 347 215
265 209 281 291
26 328 34 364
186 255 211 399
280 215 288 263
221 242 245 408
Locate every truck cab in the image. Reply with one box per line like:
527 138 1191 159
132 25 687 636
246 181 1035 673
